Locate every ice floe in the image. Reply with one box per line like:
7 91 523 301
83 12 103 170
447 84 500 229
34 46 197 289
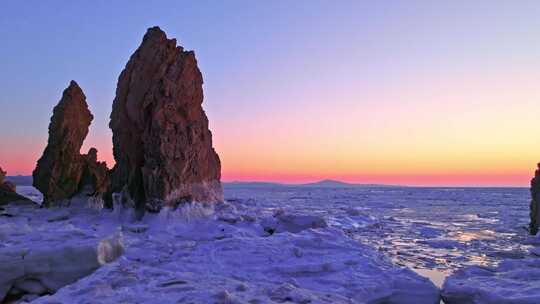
442 258 540 304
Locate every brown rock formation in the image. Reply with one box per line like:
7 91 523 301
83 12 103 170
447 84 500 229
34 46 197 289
109 26 222 211
0 167 32 205
530 163 540 235
33 81 109 206
2 180 16 193
80 148 110 196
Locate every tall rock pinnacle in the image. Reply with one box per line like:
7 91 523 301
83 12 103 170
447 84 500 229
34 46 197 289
109 26 222 211
33 81 109 206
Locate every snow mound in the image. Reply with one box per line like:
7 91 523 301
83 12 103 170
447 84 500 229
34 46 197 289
34 228 439 304
261 209 328 234
0 232 123 301
442 258 540 304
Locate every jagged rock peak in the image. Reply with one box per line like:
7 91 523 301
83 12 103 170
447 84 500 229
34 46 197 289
33 81 108 206
109 26 223 212
45 80 93 152
80 148 110 197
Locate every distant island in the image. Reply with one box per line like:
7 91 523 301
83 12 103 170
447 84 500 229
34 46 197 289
225 179 399 188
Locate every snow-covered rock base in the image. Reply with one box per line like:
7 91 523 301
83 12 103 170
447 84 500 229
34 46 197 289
1 196 439 304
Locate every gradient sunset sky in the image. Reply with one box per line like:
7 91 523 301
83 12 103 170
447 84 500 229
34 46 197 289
1 1 539 186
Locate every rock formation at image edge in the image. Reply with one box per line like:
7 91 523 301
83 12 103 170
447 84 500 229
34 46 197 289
0 166 32 205
530 163 540 234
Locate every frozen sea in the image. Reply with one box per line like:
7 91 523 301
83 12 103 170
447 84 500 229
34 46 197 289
223 184 531 286
2 183 534 303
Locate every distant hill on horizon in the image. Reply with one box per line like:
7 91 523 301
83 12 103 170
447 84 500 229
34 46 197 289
300 179 399 188
224 179 398 188
5 175 33 186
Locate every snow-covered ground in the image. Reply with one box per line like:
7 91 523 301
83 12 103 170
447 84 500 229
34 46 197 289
1 184 536 303
2 185 440 304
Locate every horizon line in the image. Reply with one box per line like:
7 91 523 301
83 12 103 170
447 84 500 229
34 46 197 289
6 174 530 188
222 179 528 188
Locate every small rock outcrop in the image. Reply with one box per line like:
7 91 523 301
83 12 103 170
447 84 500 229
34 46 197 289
33 81 109 206
0 167 31 205
530 163 540 235
109 26 222 211
80 148 110 196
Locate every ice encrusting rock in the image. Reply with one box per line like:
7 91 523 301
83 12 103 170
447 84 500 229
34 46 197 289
32 81 109 206
109 26 222 211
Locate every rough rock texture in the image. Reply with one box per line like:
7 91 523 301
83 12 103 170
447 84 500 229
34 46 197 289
1 181 16 193
33 81 109 206
0 167 32 205
80 148 110 196
530 163 540 235
109 26 222 211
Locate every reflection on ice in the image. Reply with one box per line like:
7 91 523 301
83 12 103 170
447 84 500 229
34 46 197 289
451 230 497 242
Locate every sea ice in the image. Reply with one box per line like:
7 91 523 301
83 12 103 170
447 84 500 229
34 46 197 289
442 258 540 304
2 189 440 304
7 184 534 303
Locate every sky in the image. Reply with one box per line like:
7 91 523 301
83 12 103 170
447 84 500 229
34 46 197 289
0 1 539 186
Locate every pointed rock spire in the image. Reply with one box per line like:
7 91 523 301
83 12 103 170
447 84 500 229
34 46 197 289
33 81 109 205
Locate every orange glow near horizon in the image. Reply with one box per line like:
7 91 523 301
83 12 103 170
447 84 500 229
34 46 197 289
2 72 540 187
221 171 530 187
210 73 540 187
2 48 539 188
